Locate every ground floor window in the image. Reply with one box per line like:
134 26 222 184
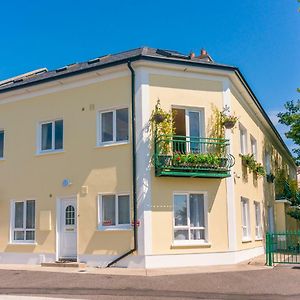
11 200 35 243
98 194 130 229
254 201 262 239
241 197 251 241
173 192 207 242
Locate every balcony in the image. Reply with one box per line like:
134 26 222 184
154 134 235 178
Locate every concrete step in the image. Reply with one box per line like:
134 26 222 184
41 261 86 268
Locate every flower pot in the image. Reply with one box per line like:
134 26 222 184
153 113 165 123
267 173 275 183
223 120 236 129
219 157 228 168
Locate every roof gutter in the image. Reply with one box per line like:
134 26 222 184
106 61 137 267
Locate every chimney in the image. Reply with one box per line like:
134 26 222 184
199 48 208 59
189 51 195 59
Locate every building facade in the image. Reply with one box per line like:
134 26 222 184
0 47 296 268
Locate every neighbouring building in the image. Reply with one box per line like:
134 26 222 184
0 47 296 268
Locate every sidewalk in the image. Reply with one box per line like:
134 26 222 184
0 255 269 277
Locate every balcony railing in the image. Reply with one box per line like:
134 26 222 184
154 134 235 178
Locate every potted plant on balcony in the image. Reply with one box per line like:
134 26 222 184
150 99 175 167
220 106 239 129
240 154 266 177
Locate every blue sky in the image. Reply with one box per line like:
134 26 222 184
0 1 299 149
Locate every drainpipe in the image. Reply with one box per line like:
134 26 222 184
106 61 137 267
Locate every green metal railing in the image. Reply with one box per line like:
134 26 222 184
266 231 300 266
154 134 235 178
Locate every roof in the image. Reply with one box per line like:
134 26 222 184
0 46 295 165
0 47 235 92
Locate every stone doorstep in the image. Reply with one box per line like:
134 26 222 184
41 262 86 268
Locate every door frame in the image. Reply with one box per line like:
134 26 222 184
56 195 78 261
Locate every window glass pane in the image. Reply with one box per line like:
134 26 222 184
174 229 189 240
116 108 128 141
14 231 24 240
190 229 205 240
65 205 75 225
26 231 35 241
189 111 201 152
118 195 130 224
102 195 115 226
41 123 52 150
190 194 204 228
101 112 113 142
54 120 63 150
0 130 4 158
26 200 35 229
14 202 24 229
174 195 187 226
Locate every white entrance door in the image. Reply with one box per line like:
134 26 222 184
268 206 275 233
59 197 77 259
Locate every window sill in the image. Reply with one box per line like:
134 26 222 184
171 241 211 248
242 238 252 243
9 242 37 245
96 141 129 148
97 225 132 231
36 150 64 157
255 238 263 241
0 158 5 161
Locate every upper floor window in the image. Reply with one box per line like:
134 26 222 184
39 119 63 153
11 200 35 243
173 192 208 244
98 108 129 145
265 151 271 174
0 130 4 159
239 123 247 154
250 135 257 160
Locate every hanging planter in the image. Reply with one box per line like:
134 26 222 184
220 106 239 129
152 113 166 124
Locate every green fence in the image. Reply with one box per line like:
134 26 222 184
266 231 300 266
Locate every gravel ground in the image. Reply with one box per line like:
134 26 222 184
0 265 299 299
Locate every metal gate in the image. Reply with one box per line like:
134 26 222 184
266 231 300 266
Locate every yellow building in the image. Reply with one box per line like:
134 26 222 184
0 47 296 268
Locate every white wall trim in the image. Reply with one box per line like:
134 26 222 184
134 66 152 256
144 247 264 269
0 69 129 105
223 78 237 251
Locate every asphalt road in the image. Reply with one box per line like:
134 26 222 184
0 266 299 300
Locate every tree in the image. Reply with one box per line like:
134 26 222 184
277 98 300 165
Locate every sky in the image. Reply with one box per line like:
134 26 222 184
0 0 299 151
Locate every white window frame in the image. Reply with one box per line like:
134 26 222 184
172 191 209 246
38 119 64 154
239 123 248 155
250 135 257 160
97 193 131 231
97 107 129 147
10 199 36 244
241 197 251 242
254 201 262 240
0 129 4 160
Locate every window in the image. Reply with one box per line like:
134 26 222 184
11 200 35 243
241 197 251 241
98 194 130 229
265 151 271 174
39 119 63 152
254 201 262 239
173 193 207 243
250 135 257 160
239 123 247 154
98 108 129 145
0 130 4 159
65 205 75 225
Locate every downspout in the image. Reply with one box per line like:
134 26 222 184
106 61 137 267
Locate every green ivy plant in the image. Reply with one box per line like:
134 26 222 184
150 99 175 155
240 154 266 176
